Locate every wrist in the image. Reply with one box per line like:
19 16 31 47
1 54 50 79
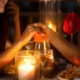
13 18 19 22
13 14 20 22
13 18 20 27
49 29 55 43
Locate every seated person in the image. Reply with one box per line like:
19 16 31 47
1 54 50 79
0 0 36 70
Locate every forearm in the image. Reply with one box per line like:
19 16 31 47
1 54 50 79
50 31 80 65
0 39 23 69
14 20 21 42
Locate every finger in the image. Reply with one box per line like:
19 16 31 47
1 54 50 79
28 24 41 33
7 5 19 10
24 29 36 37
6 6 19 12
26 24 40 32
21 29 36 45
6 2 19 13
22 26 36 36
34 23 50 34
26 24 34 29
34 23 48 29
8 1 17 7
6 7 19 12
27 29 36 35
6 11 16 15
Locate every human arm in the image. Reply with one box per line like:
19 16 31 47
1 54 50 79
6 1 21 42
33 23 80 65
50 30 80 65
0 24 36 70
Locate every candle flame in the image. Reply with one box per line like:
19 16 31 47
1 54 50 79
49 51 54 62
48 23 56 32
49 53 53 60
48 23 52 29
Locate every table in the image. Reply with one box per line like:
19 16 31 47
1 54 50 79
0 76 58 80
0 60 70 80
0 64 65 80
0 67 61 80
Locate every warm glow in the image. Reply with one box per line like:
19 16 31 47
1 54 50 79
43 41 46 52
18 63 35 73
48 23 56 32
48 23 53 29
18 57 36 80
49 52 54 62
49 53 53 60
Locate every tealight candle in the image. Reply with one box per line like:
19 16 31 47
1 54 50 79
17 56 36 80
18 62 35 80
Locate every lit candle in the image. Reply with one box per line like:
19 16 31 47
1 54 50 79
48 23 56 32
18 57 36 80
49 50 54 62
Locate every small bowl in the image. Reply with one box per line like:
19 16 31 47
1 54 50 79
57 70 68 80
57 70 80 80
58 76 68 80
58 77 80 80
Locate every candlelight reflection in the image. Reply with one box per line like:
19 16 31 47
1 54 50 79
48 23 56 32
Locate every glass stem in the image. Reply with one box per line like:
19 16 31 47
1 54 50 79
41 63 44 80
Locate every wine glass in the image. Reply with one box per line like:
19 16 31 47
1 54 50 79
35 41 54 80
39 52 49 80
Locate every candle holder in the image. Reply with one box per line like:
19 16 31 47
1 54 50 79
39 0 57 32
15 50 40 80
39 0 67 36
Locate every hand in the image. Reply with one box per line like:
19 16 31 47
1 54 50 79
6 1 19 22
19 24 37 46
33 23 53 42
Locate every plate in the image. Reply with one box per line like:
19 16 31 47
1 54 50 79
57 70 80 80
57 70 68 80
4 65 16 75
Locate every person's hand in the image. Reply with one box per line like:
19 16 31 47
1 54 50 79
33 23 53 42
19 24 37 46
6 1 19 22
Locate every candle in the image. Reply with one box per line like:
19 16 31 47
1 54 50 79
48 23 56 32
46 49 55 67
49 50 54 62
18 57 36 80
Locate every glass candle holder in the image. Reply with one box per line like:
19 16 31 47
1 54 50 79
15 50 39 80
39 0 57 32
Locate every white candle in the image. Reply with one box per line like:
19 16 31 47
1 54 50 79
18 58 36 80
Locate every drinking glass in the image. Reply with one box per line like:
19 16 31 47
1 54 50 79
36 49 54 80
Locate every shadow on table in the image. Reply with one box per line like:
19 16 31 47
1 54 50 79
44 63 66 78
